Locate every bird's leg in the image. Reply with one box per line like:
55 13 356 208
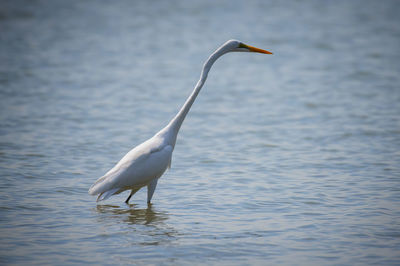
147 178 159 204
125 194 132 204
125 188 139 204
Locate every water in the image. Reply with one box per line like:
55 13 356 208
1 0 400 265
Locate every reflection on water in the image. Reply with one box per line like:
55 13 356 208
1 0 400 264
95 204 169 225
93 204 178 248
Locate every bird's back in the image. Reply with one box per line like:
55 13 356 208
88 136 173 197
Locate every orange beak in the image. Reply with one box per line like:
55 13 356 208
246 44 273 54
240 43 272 54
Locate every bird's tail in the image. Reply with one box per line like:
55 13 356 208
96 187 120 202
88 175 108 196
88 165 125 202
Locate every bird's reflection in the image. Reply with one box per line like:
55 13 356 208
93 202 182 250
94 204 178 246
95 203 169 225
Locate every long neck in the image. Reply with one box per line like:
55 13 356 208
160 47 227 146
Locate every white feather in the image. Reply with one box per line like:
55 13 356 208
88 40 271 203
97 187 120 202
88 134 173 200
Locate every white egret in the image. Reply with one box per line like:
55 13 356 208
88 39 272 204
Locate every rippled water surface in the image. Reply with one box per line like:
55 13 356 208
1 0 400 265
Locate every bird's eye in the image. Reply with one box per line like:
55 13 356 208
238 43 248 49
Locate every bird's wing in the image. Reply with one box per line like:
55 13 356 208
88 139 172 196
114 144 172 188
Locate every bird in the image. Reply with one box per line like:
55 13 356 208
88 39 272 204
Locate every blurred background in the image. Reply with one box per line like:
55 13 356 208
0 0 399 265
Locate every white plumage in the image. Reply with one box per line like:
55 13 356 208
88 40 272 204
89 134 173 202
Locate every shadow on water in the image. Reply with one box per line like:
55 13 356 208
95 204 169 225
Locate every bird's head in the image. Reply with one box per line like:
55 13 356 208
223 39 272 54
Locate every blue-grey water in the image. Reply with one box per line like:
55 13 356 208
1 0 400 265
